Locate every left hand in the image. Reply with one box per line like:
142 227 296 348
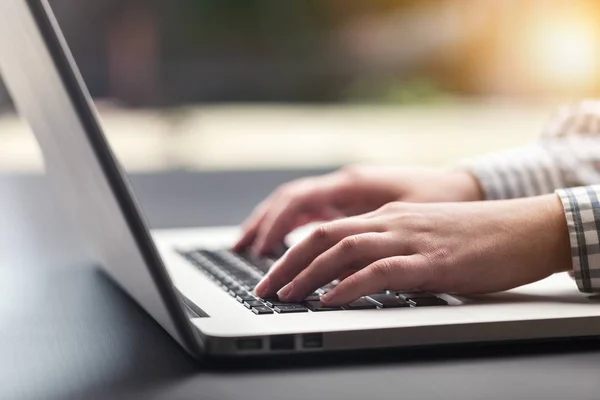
254 194 571 306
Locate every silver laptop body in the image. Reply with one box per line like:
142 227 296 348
2 0 600 358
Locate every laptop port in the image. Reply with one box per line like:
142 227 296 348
270 335 295 351
235 338 263 351
302 333 323 349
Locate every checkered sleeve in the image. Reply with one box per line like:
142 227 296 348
460 100 600 292
556 186 600 292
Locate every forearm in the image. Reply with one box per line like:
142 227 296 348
461 148 600 292
457 103 600 292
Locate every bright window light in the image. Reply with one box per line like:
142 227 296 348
526 11 599 91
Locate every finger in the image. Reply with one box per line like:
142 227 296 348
233 199 270 251
279 233 401 302
337 269 357 282
236 204 326 253
233 220 262 252
252 199 304 255
254 218 380 298
321 255 427 306
253 185 342 255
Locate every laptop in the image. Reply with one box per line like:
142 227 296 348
2 0 600 358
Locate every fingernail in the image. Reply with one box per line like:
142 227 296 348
277 281 295 301
321 292 339 306
254 276 270 297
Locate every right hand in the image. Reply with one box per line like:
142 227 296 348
234 165 483 255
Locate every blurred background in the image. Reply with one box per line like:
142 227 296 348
1 0 600 173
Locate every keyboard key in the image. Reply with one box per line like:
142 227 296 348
232 287 250 295
244 300 265 309
236 278 253 287
237 251 275 274
320 282 338 293
252 306 274 315
220 276 235 286
236 294 256 303
396 292 437 300
367 294 410 308
305 301 344 312
182 248 355 315
408 297 448 307
304 294 322 302
228 282 242 292
274 305 309 313
202 249 263 281
344 297 378 310
265 299 298 308
264 300 281 307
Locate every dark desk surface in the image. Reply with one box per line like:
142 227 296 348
2 170 600 400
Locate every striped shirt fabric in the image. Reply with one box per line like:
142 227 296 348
462 100 600 293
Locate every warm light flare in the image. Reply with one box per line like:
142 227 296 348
525 11 599 92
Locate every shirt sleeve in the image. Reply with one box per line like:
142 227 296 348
555 186 600 292
462 100 600 200
460 100 600 293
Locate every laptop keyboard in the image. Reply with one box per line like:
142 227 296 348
178 248 448 315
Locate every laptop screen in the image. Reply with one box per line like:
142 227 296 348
0 0 200 355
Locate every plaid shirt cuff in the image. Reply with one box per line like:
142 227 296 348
556 186 600 293
459 145 565 200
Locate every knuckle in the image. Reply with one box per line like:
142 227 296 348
312 223 334 242
274 186 291 200
279 178 319 203
374 204 427 232
277 181 302 198
340 165 365 181
413 255 434 284
415 249 450 290
423 242 452 269
397 213 427 231
381 211 429 237
370 259 396 281
378 202 395 212
377 201 403 214
338 236 360 253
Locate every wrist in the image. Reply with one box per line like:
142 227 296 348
539 194 572 274
446 170 485 202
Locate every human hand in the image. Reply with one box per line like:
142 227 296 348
234 165 482 255
254 194 571 305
